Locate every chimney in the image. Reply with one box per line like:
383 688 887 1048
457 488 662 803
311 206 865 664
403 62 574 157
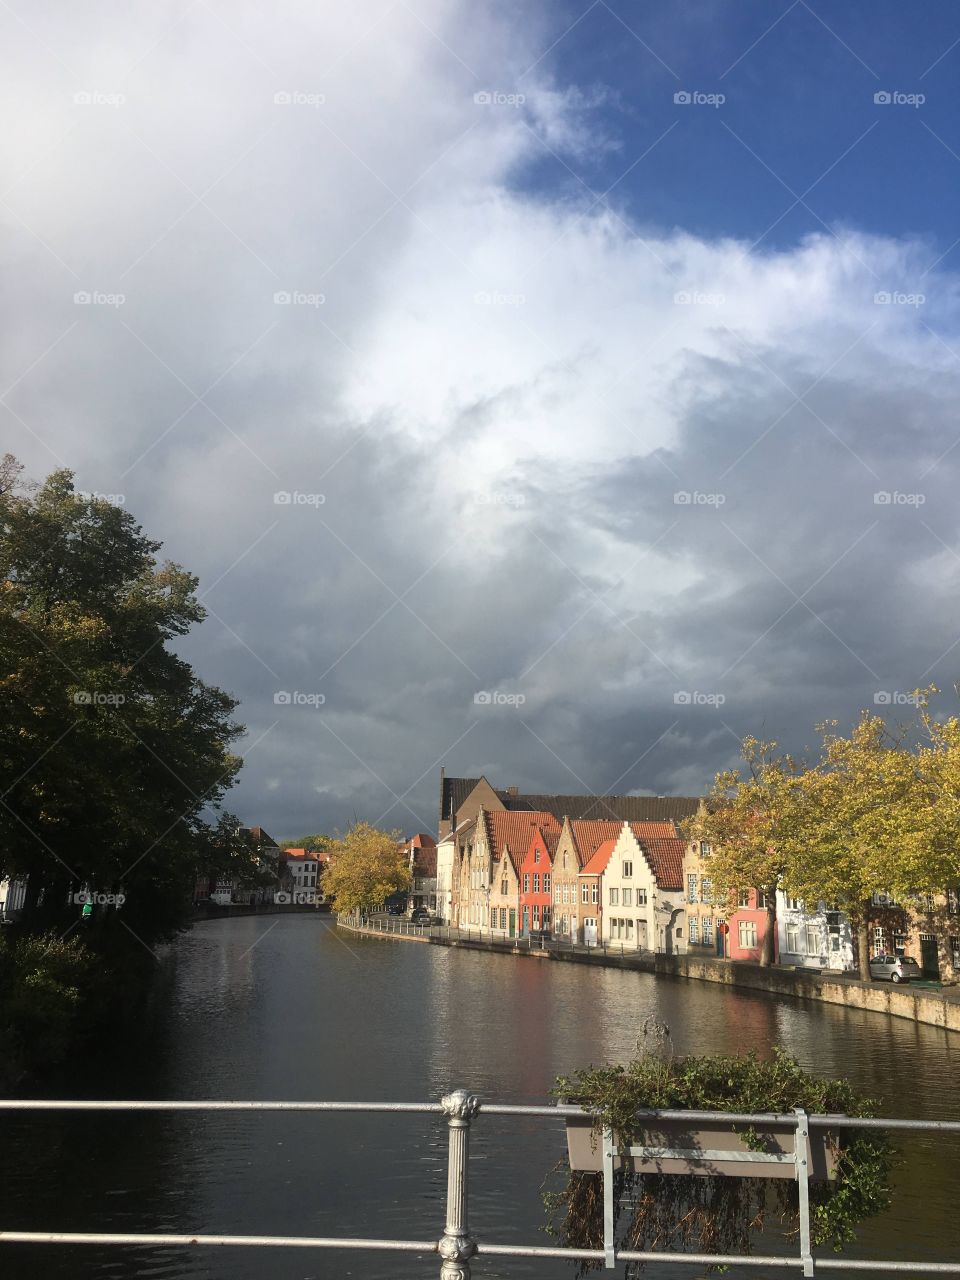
506 786 519 796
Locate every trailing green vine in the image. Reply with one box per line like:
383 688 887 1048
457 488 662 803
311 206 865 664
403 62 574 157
545 1035 894 1274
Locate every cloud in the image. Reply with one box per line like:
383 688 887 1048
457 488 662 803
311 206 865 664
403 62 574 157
4 1 960 837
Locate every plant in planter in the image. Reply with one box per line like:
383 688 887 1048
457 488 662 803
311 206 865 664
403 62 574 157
545 1040 894 1274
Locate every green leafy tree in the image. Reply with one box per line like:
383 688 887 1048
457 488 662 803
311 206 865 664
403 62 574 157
323 822 409 914
0 461 243 944
281 833 333 853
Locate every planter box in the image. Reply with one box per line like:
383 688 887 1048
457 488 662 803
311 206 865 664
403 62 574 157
565 1113 838 1181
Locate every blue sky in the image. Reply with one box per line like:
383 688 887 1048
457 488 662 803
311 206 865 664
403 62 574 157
522 1 959 252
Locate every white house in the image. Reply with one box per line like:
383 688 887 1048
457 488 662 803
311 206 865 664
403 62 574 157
776 891 854 970
0 876 28 920
600 823 686 953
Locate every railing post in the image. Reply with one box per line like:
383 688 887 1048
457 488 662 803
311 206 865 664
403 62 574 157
602 1126 616 1269
794 1107 815 1277
439 1089 480 1279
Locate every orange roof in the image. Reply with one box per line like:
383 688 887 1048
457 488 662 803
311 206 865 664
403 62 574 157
580 838 617 876
408 833 436 848
484 810 560 874
282 847 326 863
570 820 624 868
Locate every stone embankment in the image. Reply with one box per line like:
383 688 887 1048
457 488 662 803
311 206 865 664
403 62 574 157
337 916 960 1033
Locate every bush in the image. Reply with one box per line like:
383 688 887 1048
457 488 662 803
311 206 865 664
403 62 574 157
0 931 108 1086
547 1041 894 1273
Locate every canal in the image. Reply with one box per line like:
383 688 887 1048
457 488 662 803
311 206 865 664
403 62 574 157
1 914 958 1278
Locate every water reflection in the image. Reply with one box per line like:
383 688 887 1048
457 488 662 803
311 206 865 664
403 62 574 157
0 915 957 1279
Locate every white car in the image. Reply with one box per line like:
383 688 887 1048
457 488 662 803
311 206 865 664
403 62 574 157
868 953 922 984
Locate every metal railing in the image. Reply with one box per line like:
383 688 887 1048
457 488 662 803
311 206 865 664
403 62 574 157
341 913 655 957
2 1093 960 1275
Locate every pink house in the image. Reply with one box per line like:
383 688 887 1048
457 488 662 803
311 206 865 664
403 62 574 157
727 888 778 962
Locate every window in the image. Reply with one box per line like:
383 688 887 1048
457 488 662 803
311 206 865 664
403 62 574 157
637 889 647 906
702 916 714 945
738 889 751 908
626 919 634 940
787 896 803 911
622 860 633 878
738 920 758 949
622 887 632 907
554 884 560 904
523 874 530 892
700 840 711 855
786 923 800 953
533 906 540 927
689 916 699 943
687 874 697 903
500 908 507 929
533 873 540 893
757 890 768 909
609 887 619 906
700 877 712 903
947 888 959 915
591 883 599 904
951 936 960 968
500 878 507 896
805 926 820 957
543 874 551 894
582 884 589 904
534 849 540 864
873 926 885 956
543 907 551 927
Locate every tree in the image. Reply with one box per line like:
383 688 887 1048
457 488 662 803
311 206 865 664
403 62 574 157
687 738 802 966
322 822 410 915
0 462 243 944
281 833 333 853
791 701 960 977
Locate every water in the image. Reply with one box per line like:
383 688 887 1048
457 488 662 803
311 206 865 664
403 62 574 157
1 915 958 1278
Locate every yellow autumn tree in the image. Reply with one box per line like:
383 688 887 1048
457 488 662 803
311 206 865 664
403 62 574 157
323 822 410 915
789 695 960 976
686 738 804 966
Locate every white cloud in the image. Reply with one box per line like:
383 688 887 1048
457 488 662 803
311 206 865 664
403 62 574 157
4 1 960 834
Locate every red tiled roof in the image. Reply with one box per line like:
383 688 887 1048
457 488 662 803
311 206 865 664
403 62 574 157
570 820 623 868
484 810 560 874
282 848 316 862
580 838 617 876
630 830 684 890
409 833 436 848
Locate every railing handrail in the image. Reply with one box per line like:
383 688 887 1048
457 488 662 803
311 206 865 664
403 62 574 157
4 1090 960 1275
2 1097 959 1131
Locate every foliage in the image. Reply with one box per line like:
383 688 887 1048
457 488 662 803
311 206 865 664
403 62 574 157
280 833 333 853
685 738 803 965
324 822 410 914
0 460 244 944
546 1043 894 1273
788 698 960 973
0 930 109 1086
686 694 960 975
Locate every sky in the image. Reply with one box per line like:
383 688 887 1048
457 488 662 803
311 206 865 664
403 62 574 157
3 0 960 841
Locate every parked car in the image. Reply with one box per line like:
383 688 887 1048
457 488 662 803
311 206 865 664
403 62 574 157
868 953 922 984
410 909 433 925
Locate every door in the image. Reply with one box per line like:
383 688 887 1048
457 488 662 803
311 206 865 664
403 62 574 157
508 909 516 938
716 920 726 957
919 934 940 980
522 907 529 935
